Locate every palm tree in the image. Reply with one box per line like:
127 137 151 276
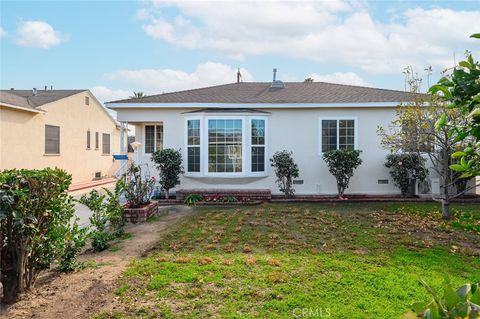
131 91 145 98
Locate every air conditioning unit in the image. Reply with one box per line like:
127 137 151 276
416 178 440 197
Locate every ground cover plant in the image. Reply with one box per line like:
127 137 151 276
95 202 480 318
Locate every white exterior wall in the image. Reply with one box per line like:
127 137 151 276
117 106 404 195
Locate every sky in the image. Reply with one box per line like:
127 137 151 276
1 0 480 104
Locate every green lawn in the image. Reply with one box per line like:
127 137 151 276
95 203 480 319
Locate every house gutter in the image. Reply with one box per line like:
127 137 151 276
106 102 404 110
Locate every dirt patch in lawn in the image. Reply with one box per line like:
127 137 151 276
0 206 194 319
371 209 480 255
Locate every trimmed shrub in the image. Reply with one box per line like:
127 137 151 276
151 148 183 199
322 149 363 198
385 153 428 196
270 150 300 197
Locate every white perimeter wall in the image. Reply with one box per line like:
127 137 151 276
117 107 402 195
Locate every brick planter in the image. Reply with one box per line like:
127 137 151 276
123 201 158 223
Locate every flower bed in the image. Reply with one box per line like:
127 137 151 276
123 201 158 223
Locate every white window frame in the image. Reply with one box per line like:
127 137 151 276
184 116 203 176
183 114 268 178
143 123 163 155
318 117 358 155
249 117 269 177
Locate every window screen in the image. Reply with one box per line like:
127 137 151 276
102 133 110 154
45 125 60 154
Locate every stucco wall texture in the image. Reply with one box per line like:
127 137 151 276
1 91 120 184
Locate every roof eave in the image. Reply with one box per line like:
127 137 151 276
0 103 45 113
106 102 409 109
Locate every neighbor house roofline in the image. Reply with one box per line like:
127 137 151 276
0 102 45 113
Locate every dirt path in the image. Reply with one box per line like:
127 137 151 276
0 206 194 319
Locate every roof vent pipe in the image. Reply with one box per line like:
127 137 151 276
236 68 242 83
51 85 53 91
45 85 47 91
273 68 277 82
33 88 37 96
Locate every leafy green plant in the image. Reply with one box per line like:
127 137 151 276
430 33 480 179
151 148 183 199
57 221 88 272
385 153 428 196
91 231 114 252
184 194 203 206
270 150 300 197
0 168 81 304
104 180 126 237
406 281 480 318
78 182 126 252
119 163 155 208
222 196 238 203
322 149 363 198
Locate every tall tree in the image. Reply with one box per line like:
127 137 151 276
378 72 479 220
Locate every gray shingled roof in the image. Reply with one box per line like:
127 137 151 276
108 82 420 104
0 89 86 108
0 91 36 110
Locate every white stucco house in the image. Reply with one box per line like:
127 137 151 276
107 77 428 197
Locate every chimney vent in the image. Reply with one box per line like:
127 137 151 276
236 68 242 83
271 68 285 89
33 88 37 96
50 85 53 91
45 85 47 91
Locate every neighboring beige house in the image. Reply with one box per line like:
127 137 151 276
0 88 121 184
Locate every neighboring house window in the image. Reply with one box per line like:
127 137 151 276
320 119 356 152
45 125 60 154
144 125 163 154
86 130 91 149
208 119 242 173
187 120 201 172
251 119 265 172
85 96 90 105
95 132 99 149
102 133 110 154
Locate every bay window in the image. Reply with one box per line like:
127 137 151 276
320 118 356 153
208 119 242 173
251 119 265 172
185 115 268 176
187 120 201 172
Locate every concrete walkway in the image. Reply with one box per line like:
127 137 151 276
70 183 118 227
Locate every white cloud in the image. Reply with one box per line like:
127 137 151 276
0 27 7 37
307 72 371 87
138 1 480 73
103 62 254 93
15 21 67 48
90 86 132 104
